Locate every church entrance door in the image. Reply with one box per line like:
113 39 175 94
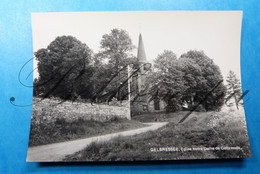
154 98 160 110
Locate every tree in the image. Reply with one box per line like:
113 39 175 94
34 35 93 100
147 50 226 112
96 29 136 101
178 57 203 108
180 50 226 111
147 50 186 111
91 54 138 103
99 28 135 67
226 70 242 110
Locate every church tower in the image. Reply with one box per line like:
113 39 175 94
130 33 150 115
130 33 166 116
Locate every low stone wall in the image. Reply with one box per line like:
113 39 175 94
32 97 131 123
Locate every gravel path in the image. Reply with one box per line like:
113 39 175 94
27 122 168 162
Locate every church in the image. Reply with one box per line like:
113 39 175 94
130 34 166 116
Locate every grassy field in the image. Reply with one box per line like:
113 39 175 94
29 117 147 147
132 111 190 123
64 106 251 161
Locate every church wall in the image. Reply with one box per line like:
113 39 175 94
147 100 167 112
130 99 166 116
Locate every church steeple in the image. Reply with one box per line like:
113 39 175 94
136 34 148 93
137 34 147 62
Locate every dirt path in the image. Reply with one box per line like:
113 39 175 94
27 122 168 162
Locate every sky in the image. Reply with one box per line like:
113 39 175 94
31 11 242 80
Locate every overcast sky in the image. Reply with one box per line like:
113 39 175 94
31 11 242 80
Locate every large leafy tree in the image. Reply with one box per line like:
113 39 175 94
226 70 242 110
34 35 93 100
94 29 136 101
180 50 226 111
147 50 186 111
178 57 203 108
148 50 226 112
99 28 135 67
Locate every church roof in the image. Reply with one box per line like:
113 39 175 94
137 34 147 62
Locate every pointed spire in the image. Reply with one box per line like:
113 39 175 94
137 34 147 62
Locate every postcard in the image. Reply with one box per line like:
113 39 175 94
26 11 251 162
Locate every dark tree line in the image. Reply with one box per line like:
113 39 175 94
146 50 227 112
34 28 229 112
33 29 136 103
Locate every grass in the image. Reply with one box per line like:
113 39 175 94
28 117 147 147
29 97 147 146
132 111 190 123
64 106 251 161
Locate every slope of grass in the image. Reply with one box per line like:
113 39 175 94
64 106 251 161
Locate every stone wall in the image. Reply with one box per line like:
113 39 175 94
32 97 131 123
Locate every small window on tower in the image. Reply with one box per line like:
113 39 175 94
143 63 151 71
143 105 148 111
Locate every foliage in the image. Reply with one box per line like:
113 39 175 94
99 28 135 66
179 50 226 111
33 32 226 111
147 50 185 112
225 70 242 109
93 29 137 102
147 50 226 111
33 31 137 102
34 36 93 100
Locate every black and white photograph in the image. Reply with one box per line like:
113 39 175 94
27 11 251 162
